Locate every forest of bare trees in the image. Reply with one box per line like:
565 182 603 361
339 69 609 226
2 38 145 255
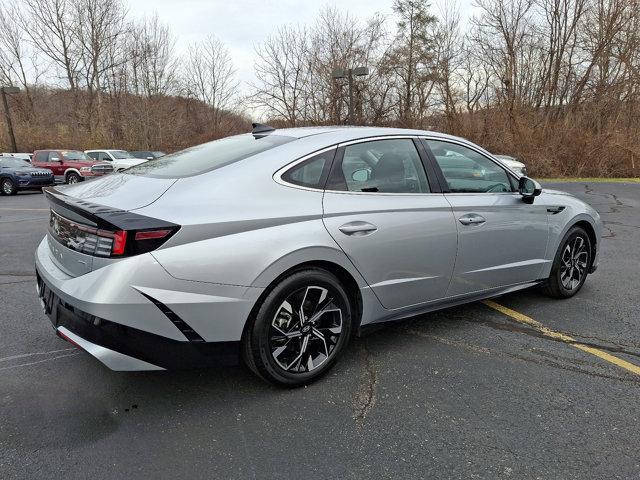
0 0 639 176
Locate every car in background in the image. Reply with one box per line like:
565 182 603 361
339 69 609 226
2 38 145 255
0 156 54 195
31 150 114 184
494 154 528 177
130 150 166 160
2 152 33 162
85 149 147 172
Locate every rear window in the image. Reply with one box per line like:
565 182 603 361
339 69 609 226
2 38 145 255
125 134 294 178
0 158 30 168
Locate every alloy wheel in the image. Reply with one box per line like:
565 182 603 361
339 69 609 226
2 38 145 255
269 285 344 373
2 179 13 194
560 235 589 290
67 175 79 184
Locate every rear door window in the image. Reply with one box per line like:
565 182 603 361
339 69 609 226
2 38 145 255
328 138 430 193
33 151 48 163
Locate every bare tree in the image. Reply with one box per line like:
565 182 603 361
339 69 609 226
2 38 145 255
0 1 41 114
20 0 81 89
129 14 177 97
185 35 238 133
249 26 308 126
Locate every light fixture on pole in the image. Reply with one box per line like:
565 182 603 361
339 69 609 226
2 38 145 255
332 66 369 125
1 86 20 153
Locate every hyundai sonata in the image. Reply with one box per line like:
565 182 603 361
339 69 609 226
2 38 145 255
35 125 602 386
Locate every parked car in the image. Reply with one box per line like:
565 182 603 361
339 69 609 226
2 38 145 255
130 150 166 160
35 125 602 386
32 150 114 184
0 156 54 195
494 154 528 177
85 149 147 172
2 152 33 162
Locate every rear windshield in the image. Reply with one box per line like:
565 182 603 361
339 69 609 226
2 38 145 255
125 134 294 178
0 158 30 168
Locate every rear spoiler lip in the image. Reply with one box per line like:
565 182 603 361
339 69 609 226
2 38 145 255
43 187 179 232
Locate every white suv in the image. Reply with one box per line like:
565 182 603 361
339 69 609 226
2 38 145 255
85 150 147 172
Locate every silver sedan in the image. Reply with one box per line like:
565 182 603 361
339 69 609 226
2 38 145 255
35 125 602 385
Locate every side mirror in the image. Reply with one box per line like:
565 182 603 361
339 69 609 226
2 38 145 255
351 168 371 182
518 176 542 204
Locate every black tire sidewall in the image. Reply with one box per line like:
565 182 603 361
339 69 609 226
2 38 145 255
247 269 352 386
66 172 80 184
550 227 592 298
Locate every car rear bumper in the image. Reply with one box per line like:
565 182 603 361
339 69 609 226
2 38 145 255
37 274 241 370
35 236 262 370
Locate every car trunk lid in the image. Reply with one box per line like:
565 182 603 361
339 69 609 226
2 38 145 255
43 181 180 277
55 173 177 211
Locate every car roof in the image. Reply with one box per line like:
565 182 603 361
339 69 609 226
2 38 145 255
270 125 470 143
85 149 127 152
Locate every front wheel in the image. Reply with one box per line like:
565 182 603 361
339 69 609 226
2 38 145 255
66 172 81 184
242 268 353 387
1 178 17 195
545 226 592 298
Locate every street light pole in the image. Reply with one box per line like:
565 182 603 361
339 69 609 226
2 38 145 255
332 66 369 125
1 86 20 153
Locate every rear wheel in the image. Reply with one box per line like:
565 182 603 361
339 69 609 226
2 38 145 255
1 178 16 195
545 226 592 298
66 172 81 184
242 268 353 387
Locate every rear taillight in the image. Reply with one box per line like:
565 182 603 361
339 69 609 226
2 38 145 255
49 209 178 258
134 229 173 241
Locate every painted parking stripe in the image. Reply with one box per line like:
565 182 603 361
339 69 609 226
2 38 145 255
483 300 640 376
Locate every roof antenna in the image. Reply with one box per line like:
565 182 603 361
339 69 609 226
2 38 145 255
251 123 275 137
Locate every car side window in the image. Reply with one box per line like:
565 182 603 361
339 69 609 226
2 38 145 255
426 140 514 193
87 152 99 160
33 151 47 163
48 151 60 162
281 149 335 189
330 138 430 193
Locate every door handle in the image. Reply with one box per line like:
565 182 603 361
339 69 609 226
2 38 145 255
338 221 378 236
458 214 486 226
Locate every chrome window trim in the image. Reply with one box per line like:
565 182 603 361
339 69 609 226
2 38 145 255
274 135 423 193
421 136 522 193
273 145 338 192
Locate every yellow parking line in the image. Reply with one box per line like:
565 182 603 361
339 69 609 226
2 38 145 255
482 300 640 376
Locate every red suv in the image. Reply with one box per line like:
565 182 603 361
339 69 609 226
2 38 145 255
32 150 114 184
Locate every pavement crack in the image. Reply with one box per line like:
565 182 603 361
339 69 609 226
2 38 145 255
469 316 640 360
352 340 378 429
404 327 639 383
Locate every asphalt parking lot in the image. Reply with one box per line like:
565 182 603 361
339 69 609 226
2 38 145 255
1 182 639 479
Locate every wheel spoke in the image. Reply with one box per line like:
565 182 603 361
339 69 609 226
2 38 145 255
269 284 344 374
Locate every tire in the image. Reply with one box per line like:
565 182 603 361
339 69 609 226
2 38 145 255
545 226 592 299
242 268 353 387
1 178 17 195
66 172 81 184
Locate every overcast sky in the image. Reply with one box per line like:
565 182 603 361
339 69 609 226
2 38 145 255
125 0 477 101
